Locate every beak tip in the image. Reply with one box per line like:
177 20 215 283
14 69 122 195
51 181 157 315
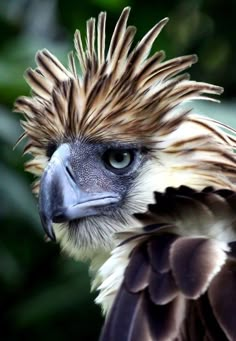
47 228 56 242
40 214 56 242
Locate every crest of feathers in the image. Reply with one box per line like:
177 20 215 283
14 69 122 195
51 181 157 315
14 7 236 193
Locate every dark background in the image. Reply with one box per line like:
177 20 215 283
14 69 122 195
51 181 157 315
1 0 236 340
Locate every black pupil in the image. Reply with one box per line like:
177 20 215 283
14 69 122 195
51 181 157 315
113 152 126 163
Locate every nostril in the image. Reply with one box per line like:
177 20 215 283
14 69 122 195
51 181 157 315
66 164 76 182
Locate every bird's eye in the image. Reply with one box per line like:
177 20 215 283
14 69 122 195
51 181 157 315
103 150 134 171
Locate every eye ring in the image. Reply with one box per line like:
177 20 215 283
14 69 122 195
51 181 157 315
103 149 134 171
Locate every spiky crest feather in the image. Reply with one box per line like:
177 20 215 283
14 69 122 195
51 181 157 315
14 7 236 194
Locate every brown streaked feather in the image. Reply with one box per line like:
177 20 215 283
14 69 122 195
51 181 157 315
203 116 236 145
68 51 77 77
133 50 165 86
36 49 72 84
66 79 81 135
25 68 53 99
127 17 169 73
25 159 45 175
14 132 26 149
86 18 96 60
32 179 41 195
109 26 137 80
107 7 131 62
188 114 236 146
143 55 197 89
74 29 86 73
97 12 106 66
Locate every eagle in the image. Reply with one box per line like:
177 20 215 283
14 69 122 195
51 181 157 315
14 7 236 340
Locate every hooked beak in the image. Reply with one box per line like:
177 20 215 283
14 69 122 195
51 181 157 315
38 144 120 241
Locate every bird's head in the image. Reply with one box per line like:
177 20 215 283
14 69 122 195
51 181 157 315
14 7 235 260
38 138 155 259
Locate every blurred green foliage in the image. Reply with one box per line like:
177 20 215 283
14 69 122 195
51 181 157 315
0 0 236 340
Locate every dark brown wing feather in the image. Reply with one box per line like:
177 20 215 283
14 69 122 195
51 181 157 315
208 262 236 340
125 244 151 293
170 237 227 299
100 186 236 341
